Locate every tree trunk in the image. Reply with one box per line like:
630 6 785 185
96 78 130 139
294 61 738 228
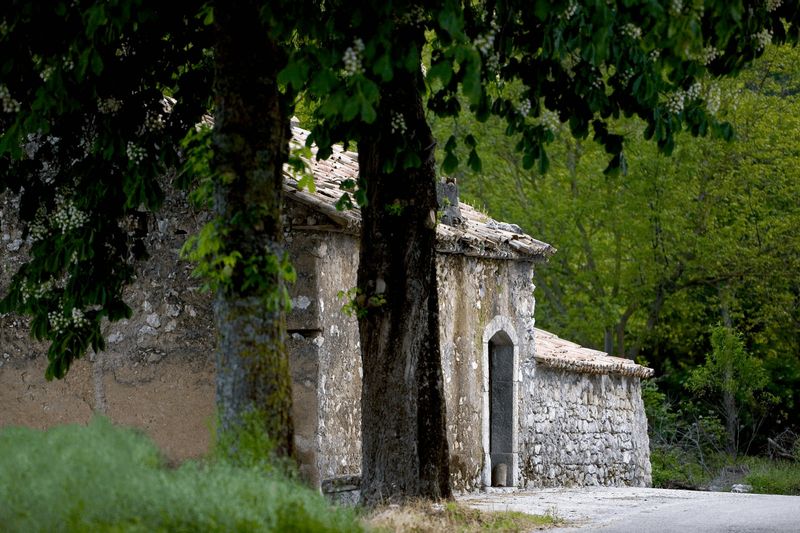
211 2 293 458
357 52 451 504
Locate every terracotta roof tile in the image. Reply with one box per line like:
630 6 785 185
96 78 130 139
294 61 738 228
284 126 555 262
534 328 654 378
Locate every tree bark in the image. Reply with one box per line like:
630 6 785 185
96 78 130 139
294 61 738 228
357 48 451 504
211 2 293 458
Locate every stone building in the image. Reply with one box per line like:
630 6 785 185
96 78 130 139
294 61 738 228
284 127 653 492
0 126 653 493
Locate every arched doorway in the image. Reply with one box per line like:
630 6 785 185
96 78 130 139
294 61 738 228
489 331 514 486
482 316 519 488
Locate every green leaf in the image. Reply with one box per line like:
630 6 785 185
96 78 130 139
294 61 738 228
278 60 309 91
342 96 360 121
360 99 376 123
437 7 463 37
467 148 482 172
538 149 549 174
462 52 482 105
373 53 393 82
91 51 103 75
443 151 459 174
427 61 453 87
534 0 551 21
403 152 422 169
201 5 214 25
444 135 457 152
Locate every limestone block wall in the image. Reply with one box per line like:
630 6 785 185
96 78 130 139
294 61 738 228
284 201 361 486
312 232 361 482
520 368 652 487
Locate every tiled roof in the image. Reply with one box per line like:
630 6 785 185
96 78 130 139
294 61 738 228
284 126 555 262
534 328 654 379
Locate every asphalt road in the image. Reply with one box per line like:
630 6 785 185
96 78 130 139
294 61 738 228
460 487 800 532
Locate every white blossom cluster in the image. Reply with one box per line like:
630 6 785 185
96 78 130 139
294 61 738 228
670 0 683 15
390 111 407 135
71 307 89 328
701 45 719 65
126 141 146 163
705 83 721 115
766 0 783 12
591 76 604 90
29 206 50 241
559 0 579 20
474 21 499 56
53 197 89 233
484 52 501 73
753 28 772 51
0 85 21 113
62 55 74 71
540 109 560 132
342 38 365 77
620 23 642 40
194 114 214 133
48 311 70 334
398 5 426 25
97 97 122 114
517 98 531 117
48 307 89 334
116 42 132 57
80 124 98 155
20 278 55 304
665 90 685 114
24 132 58 158
686 81 702 100
649 49 661 62
144 110 165 131
619 68 635 86
39 65 54 82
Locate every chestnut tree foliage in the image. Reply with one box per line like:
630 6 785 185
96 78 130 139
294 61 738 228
0 0 300 457
0 1 213 379
1 0 797 502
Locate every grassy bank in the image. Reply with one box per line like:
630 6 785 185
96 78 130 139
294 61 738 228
744 457 800 495
650 447 800 495
0 418 362 532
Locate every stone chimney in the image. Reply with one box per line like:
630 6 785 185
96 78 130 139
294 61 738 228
436 177 463 227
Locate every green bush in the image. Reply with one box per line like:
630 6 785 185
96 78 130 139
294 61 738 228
744 457 800 496
0 418 363 532
649 447 712 489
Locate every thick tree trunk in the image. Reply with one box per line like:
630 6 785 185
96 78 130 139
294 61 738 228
211 2 293 458
357 55 451 504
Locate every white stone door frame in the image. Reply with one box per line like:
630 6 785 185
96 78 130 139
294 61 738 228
482 315 520 488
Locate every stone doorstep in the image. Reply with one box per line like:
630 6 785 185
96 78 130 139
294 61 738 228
321 474 362 494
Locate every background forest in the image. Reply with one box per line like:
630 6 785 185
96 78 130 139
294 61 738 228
431 43 800 491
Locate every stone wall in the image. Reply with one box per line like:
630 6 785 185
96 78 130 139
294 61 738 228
436 253 537 492
284 200 361 486
520 367 652 487
0 188 217 462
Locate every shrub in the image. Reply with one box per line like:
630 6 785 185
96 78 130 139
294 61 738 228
0 418 362 533
649 447 713 489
